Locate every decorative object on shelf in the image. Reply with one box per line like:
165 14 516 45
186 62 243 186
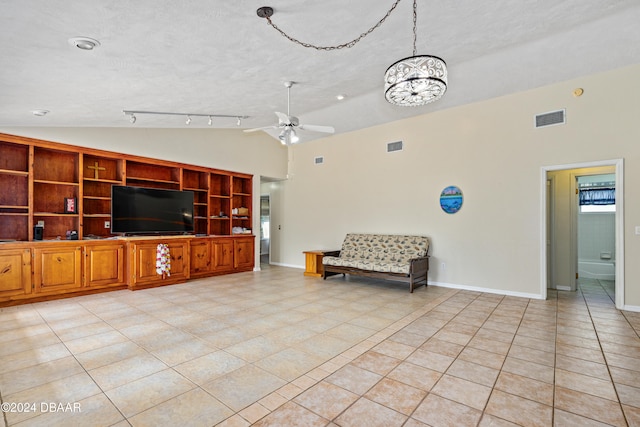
86 161 106 179
243 81 335 145
384 0 447 106
64 197 77 214
440 186 463 214
122 110 249 126
255 0 447 107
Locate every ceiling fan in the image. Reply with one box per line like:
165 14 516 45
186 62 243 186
244 81 335 145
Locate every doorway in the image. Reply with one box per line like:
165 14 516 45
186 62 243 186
541 159 624 309
260 195 270 265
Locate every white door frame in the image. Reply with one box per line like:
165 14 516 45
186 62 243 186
540 159 624 308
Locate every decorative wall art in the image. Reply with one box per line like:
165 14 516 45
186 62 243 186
64 197 77 214
440 186 463 214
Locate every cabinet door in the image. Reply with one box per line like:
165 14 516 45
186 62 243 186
131 241 189 287
0 248 32 299
84 243 125 287
212 240 233 271
234 238 254 270
33 246 82 293
190 240 211 276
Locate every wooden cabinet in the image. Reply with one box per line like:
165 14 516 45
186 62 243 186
128 239 190 289
0 132 256 305
234 237 254 270
213 239 234 271
0 248 31 299
33 244 83 293
191 236 253 275
190 239 212 277
84 242 125 288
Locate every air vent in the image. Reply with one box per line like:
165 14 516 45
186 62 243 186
387 141 403 152
535 109 565 128
314 156 324 165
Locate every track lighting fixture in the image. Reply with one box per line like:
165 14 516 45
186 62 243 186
123 110 249 126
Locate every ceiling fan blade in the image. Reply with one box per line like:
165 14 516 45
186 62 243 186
243 125 277 133
275 111 291 125
298 124 335 134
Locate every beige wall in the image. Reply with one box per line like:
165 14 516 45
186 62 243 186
3 64 639 308
275 64 640 308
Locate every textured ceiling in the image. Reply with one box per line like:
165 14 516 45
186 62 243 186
1 1 639 143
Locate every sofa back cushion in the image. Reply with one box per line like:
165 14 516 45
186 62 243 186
340 234 429 263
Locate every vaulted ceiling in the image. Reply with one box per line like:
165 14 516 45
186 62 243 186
1 1 639 143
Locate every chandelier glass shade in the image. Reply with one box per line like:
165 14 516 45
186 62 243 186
384 55 447 106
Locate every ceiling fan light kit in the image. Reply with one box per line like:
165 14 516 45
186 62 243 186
256 0 447 108
244 81 335 146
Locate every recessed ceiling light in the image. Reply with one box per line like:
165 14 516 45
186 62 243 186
32 109 49 116
68 36 101 50
336 94 347 101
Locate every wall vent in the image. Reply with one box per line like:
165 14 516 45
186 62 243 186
387 141 403 152
535 109 565 128
314 156 324 165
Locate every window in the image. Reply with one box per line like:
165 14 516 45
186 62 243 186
579 187 615 213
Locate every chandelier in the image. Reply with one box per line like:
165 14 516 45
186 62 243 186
384 0 447 106
256 0 447 107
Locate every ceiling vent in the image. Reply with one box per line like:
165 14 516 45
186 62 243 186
314 156 324 165
535 109 565 128
387 141 403 153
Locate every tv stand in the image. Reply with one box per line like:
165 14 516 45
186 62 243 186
0 234 254 306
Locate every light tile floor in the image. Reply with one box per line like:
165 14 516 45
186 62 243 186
1 267 639 426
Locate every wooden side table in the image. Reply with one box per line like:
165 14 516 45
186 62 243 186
303 250 337 277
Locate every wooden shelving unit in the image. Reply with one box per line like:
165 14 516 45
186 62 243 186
0 133 253 241
0 141 30 241
82 154 125 238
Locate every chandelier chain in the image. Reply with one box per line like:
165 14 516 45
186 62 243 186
264 0 404 51
412 0 418 56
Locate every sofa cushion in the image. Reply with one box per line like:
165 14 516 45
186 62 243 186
323 256 411 274
339 233 429 263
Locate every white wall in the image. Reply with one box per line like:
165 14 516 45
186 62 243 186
274 64 640 307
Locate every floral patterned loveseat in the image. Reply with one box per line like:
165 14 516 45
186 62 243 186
322 233 430 292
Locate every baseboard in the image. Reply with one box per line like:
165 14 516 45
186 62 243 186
429 281 543 300
622 304 640 313
269 262 304 269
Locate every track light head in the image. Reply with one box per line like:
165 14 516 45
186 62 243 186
208 116 213 126
129 114 136 124
237 117 241 126
186 115 192 125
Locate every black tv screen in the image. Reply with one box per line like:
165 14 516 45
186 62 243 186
111 186 194 234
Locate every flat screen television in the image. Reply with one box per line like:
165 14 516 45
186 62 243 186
111 185 194 235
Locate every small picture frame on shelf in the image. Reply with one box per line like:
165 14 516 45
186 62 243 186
64 197 77 214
